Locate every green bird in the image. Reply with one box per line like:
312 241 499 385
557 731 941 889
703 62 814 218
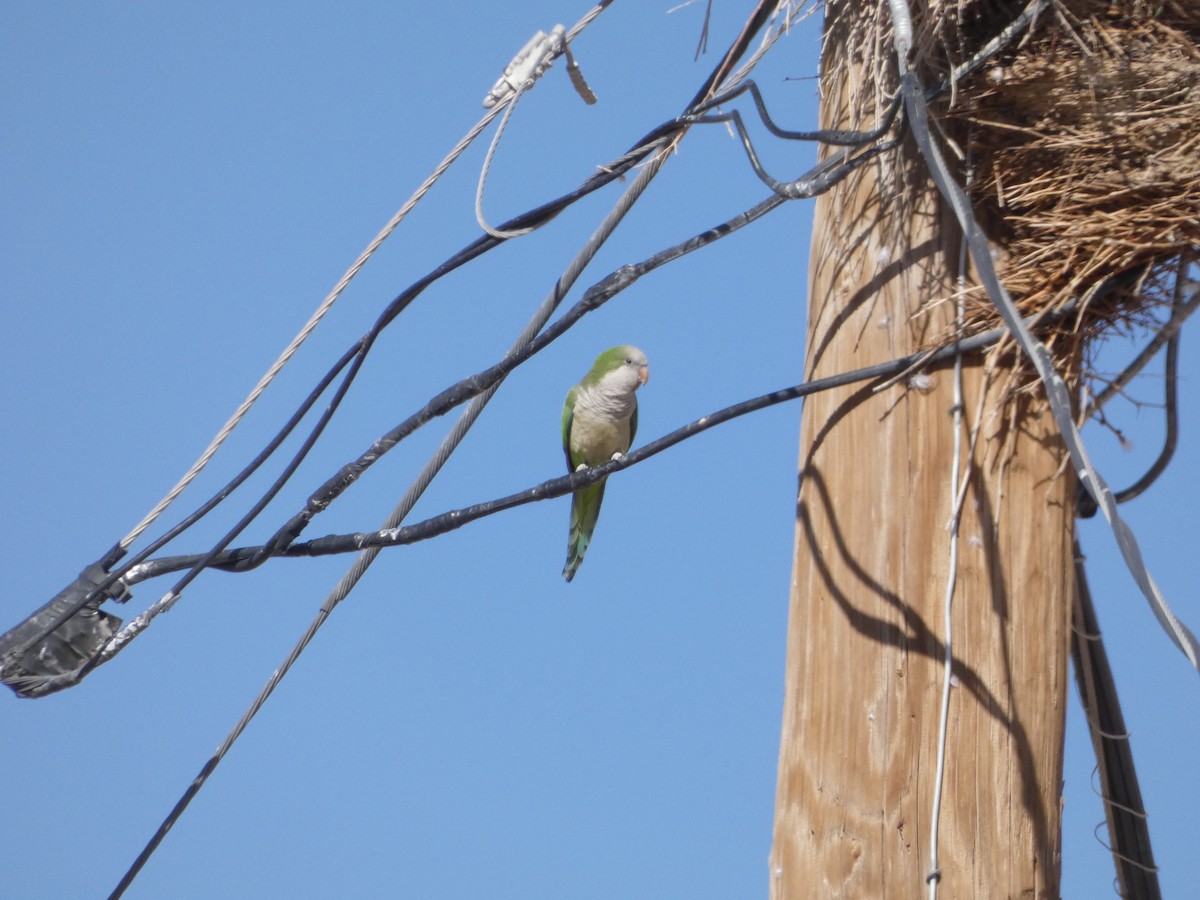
561 345 650 581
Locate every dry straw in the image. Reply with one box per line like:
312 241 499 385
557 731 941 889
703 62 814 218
825 0 1197 385
959 0 1199 376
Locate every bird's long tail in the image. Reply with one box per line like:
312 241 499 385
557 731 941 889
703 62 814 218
563 481 606 582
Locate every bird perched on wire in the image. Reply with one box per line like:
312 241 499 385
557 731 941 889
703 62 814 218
561 345 649 581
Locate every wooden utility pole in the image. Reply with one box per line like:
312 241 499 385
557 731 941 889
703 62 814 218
770 3 1073 898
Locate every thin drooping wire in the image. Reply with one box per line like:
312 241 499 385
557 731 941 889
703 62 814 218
691 0 714 60
718 0 809 91
686 79 902 147
683 94 901 199
105 8 787 896
932 0 1046 97
1068 265 1198 519
475 79 539 238
877 4 1049 886
888 2 1200 673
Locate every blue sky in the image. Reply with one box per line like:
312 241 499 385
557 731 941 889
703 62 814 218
3 2 1197 898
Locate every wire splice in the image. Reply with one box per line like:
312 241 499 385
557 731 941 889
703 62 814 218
483 25 566 109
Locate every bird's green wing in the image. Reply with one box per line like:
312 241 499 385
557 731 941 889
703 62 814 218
561 384 579 471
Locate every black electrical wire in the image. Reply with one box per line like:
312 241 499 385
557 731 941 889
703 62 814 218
1113 257 1196 504
255 143 894 562
18 0 1044 663
15 14 853 662
688 79 904 147
104 10 806 896
683 0 781 111
119 302 1078 585
683 99 900 199
1112 314 1181 505
926 0 1046 100
678 0 1046 197
5 98 685 660
13 4 894 668
1071 539 1162 900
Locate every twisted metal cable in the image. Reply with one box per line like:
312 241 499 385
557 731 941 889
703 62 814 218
106 144 672 900
119 6 619 554
118 97 509 556
99 300 1085 583
107 1 791 885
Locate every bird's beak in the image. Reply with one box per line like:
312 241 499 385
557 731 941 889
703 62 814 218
638 365 649 385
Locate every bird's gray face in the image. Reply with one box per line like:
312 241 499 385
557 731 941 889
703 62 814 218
618 348 649 391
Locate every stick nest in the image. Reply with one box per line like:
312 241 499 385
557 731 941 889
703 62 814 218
958 1 1199 369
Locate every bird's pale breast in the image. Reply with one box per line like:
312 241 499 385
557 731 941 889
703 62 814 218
569 407 631 466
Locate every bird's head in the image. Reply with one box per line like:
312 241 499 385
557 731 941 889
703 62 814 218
592 344 649 392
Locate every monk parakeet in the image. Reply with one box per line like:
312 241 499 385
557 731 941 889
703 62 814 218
561 345 649 581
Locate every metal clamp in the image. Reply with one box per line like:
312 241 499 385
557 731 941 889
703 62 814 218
483 25 566 108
